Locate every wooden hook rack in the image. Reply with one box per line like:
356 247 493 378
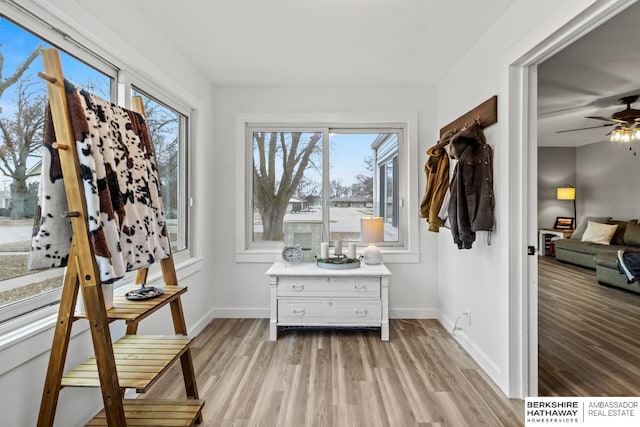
439 95 498 138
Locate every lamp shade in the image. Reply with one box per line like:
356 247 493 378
556 187 576 201
361 217 384 243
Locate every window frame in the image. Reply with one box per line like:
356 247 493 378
131 85 190 253
235 113 419 264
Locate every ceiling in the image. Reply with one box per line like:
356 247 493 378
84 0 516 86
75 1 640 146
538 2 640 147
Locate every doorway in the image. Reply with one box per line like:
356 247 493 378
514 0 639 397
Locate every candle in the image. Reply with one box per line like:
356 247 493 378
320 242 329 259
348 243 357 259
335 240 342 255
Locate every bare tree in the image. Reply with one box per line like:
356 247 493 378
293 175 320 204
351 156 374 199
330 178 350 198
0 77 46 218
253 132 321 240
0 42 41 99
141 98 179 218
0 41 43 218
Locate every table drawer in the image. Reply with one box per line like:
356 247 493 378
278 299 381 325
277 277 380 298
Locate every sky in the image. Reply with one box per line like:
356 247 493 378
0 17 110 115
0 17 110 183
329 133 377 186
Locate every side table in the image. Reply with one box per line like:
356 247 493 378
538 228 574 256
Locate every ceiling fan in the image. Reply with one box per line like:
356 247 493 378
556 95 640 135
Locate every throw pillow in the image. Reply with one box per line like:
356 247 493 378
623 219 640 246
571 216 612 240
581 221 618 245
609 220 628 245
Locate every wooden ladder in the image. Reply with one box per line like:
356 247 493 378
36 47 203 427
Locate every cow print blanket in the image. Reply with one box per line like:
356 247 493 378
29 80 170 284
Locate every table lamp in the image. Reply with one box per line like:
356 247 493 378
556 186 576 228
361 217 384 264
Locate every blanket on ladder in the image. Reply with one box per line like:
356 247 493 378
29 80 171 283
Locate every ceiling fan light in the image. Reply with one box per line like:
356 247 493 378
633 126 640 141
622 129 631 143
611 127 622 142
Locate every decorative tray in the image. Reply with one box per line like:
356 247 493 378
316 256 361 270
124 284 164 300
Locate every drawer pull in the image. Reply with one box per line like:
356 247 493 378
292 284 304 291
354 284 367 291
292 309 306 316
354 309 368 316
326 300 333 306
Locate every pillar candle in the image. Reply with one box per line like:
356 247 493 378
320 242 329 259
335 240 342 255
348 243 357 259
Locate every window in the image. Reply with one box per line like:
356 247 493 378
375 134 399 232
131 88 189 252
0 13 192 327
246 124 408 257
0 16 115 323
328 131 399 243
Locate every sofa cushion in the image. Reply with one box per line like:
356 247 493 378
609 220 628 245
581 221 618 245
594 245 639 267
594 248 624 269
571 216 611 240
623 219 640 246
555 238 601 255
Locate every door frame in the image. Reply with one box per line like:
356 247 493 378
509 0 636 398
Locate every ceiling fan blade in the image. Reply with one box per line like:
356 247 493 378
585 115 627 124
585 116 616 122
556 123 615 134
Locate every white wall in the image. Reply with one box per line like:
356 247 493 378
0 1 216 426
211 85 440 319
538 147 577 228
577 140 640 219
538 141 640 227
436 0 604 395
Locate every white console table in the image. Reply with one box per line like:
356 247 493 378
266 262 391 341
538 228 574 256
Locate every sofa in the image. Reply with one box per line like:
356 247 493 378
554 218 640 293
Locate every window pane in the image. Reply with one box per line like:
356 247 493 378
374 133 399 242
0 17 113 316
131 89 186 252
330 132 398 243
252 131 323 245
328 133 376 242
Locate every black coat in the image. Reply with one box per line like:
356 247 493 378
447 122 495 249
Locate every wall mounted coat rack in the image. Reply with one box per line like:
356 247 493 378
439 95 498 137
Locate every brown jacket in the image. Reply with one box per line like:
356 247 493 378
420 130 454 232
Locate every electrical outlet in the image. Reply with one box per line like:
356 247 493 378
464 308 471 326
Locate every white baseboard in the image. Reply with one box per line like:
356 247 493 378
188 307 216 336
438 311 503 389
212 308 270 318
388 308 439 319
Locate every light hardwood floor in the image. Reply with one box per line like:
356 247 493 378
140 318 524 426
538 256 640 396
